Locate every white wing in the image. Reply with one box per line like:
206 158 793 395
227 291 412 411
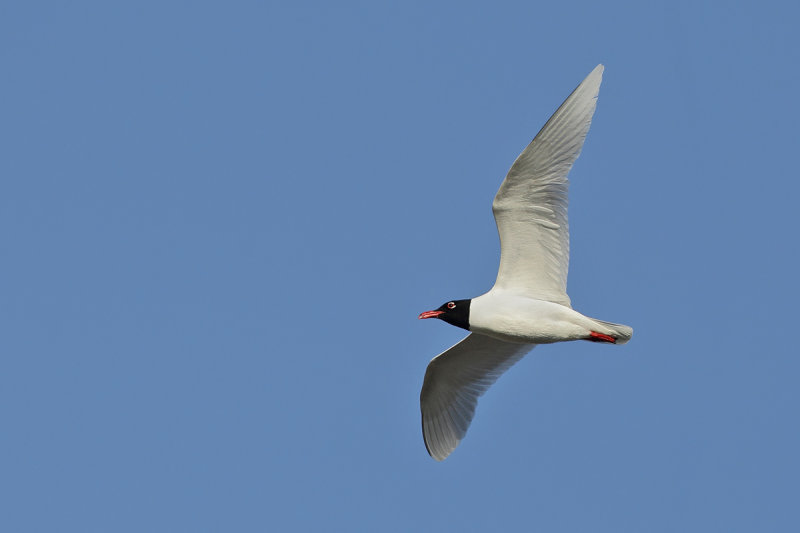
420 334 534 461
492 64 604 307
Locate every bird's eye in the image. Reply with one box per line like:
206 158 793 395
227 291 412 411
447 302 456 309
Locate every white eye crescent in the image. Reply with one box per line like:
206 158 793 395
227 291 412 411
447 302 456 309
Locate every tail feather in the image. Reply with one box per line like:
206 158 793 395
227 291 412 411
590 318 633 345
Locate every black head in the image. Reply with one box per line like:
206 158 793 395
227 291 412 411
418 299 471 331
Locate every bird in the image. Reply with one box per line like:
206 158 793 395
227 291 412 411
418 64 632 461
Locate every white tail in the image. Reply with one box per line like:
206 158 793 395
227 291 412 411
590 318 633 345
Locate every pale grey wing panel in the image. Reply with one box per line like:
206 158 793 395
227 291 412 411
420 333 535 461
492 64 604 307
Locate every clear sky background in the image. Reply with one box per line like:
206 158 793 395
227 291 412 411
2 1 799 531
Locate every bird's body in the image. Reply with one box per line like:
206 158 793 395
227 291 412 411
470 291 631 345
418 64 633 461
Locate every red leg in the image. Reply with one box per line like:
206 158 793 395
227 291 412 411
588 331 616 343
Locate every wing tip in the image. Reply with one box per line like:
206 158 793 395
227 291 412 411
585 64 604 93
422 412 457 461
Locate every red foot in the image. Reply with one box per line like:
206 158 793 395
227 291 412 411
588 331 616 343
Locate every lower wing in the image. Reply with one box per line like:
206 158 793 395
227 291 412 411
420 334 535 461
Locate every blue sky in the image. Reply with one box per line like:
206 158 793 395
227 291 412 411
2 1 799 531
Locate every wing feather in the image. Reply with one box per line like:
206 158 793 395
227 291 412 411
420 334 534 461
492 64 604 307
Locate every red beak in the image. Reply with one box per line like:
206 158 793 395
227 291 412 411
418 310 444 319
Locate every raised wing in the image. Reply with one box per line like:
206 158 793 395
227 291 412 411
492 64 604 307
420 333 534 461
